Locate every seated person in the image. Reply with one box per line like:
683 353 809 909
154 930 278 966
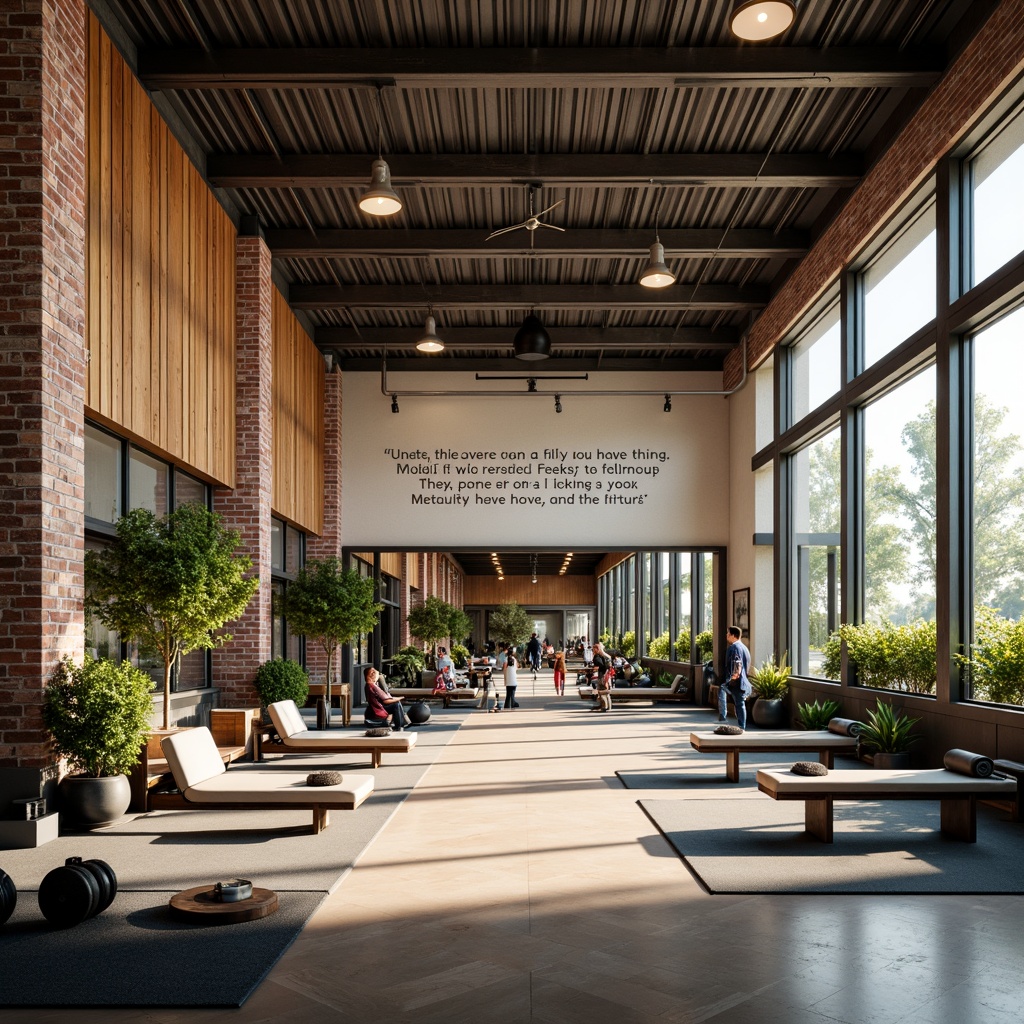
364 665 409 730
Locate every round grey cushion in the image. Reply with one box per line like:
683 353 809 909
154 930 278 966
714 724 744 735
365 727 392 737
306 771 344 787
791 761 828 776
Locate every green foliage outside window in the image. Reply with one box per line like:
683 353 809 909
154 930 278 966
695 630 714 664
821 621 936 694
958 607 1024 706
619 630 636 659
646 630 671 660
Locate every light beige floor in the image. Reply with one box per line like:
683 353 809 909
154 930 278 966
10 673 1024 1023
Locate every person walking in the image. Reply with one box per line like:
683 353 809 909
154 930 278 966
526 632 542 679
718 625 752 728
552 647 566 696
503 650 520 709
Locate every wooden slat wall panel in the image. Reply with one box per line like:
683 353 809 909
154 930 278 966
464 575 595 606
352 552 404 577
272 287 324 535
596 552 633 576
85 14 236 485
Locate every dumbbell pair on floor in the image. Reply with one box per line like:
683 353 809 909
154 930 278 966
0 857 117 928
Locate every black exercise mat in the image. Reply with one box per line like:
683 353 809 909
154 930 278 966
640 796 1024 895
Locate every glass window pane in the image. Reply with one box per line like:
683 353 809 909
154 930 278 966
791 426 841 677
270 519 284 571
84 425 121 524
129 447 169 515
863 368 937 633
174 471 208 509
286 526 303 573
971 106 1024 285
968 305 1024 706
85 536 119 659
176 649 207 691
863 202 936 368
791 302 841 421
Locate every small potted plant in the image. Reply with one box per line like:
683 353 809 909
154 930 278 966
253 658 310 713
796 697 842 730
749 652 791 728
43 656 154 827
857 699 920 768
387 646 426 686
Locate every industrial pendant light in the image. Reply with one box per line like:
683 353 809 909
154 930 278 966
359 87 402 217
730 0 798 41
415 312 444 353
639 236 675 288
513 313 551 360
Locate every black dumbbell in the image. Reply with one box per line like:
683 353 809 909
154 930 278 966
0 867 16 926
37 857 117 928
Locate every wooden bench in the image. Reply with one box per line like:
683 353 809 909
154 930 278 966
756 767 1018 843
689 729 860 783
258 700 417 768
578 684 689 706
388 686 480 707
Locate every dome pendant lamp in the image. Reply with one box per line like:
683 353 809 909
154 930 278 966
513 313 551 360
730 0 798 41
416 312 444 353
359 87 402 217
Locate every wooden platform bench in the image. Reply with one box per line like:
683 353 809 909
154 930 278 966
689 729 860 783
578 684 689 706
257 700 418 768
756 766 1018 843
388 686 479 708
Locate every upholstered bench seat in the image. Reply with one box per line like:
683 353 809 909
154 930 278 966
756 766 1017 843
690 729 860 783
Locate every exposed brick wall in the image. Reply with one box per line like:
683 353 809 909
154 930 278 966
0 0 87 770
724 1 1024 387
305 365 342 683
211 235 273 707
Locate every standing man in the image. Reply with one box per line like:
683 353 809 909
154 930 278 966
718 626 752 728
526 632 542 678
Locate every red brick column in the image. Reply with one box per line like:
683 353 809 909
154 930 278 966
306 365 342 682
212 234 273 706
0 0 87 775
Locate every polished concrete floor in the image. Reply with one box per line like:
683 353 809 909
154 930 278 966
10 671 1024 1023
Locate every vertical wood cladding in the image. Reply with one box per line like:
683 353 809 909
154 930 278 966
463 575 596 606
85 14 236 485
272 287 324 535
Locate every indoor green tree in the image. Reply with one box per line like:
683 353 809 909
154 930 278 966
281 557 382 706
488 601 532 649
85 503 260 730
407 595 470 666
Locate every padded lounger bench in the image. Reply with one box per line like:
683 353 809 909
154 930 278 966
263 700 417 767
156 726 374 834
690 729 860 783
756 767 1018 843
578 686 688 705
388 686 479 707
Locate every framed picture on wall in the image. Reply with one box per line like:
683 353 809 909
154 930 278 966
732 588 750 636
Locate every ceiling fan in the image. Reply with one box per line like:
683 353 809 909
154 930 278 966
486 186 565 247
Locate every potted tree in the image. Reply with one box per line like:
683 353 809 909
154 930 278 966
254 658 310 713
407 596 471 670
489 601 532 655
43 656 154 827
857 699 920 768
279 557 382 726
749 652 791 728
85 503 260 730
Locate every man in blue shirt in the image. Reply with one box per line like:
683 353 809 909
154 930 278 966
718 625 752 728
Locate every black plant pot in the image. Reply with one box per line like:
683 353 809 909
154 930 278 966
59 774 131 828
750 697 789 729
871 751 911 769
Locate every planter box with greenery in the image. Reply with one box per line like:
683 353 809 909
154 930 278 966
857 699 921 768
44 656 154 826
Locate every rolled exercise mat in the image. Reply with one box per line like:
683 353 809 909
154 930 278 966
943 748 995 777
827 718 864 737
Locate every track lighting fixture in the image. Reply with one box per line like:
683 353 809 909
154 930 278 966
416 313 444 353
664 394 672 412
554 395 562 414
359 88 402 217
513 314 551 360
730 0 798 41
391 394 399 414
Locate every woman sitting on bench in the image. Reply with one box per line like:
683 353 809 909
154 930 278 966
364 666 410 731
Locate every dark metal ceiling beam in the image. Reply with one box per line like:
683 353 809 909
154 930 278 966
316 326 738 349
209 152 860 189
291 282 767 310
336 356 724 372
267 227 808 260
138 46 944 90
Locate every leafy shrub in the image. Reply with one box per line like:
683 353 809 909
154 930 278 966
796 698 842 730
673 630 691 661
749 652 791 700
821 621 936 693
695 630 714 664
388 646 426 685
646 630 671 660
254 658 309 709
451 643 470 668
958 607 1024 705
620 630 636 659
43 656 154 777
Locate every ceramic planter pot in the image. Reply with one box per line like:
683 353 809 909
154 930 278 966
750 696 789 728
59 773 131 827
871 751 912 769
